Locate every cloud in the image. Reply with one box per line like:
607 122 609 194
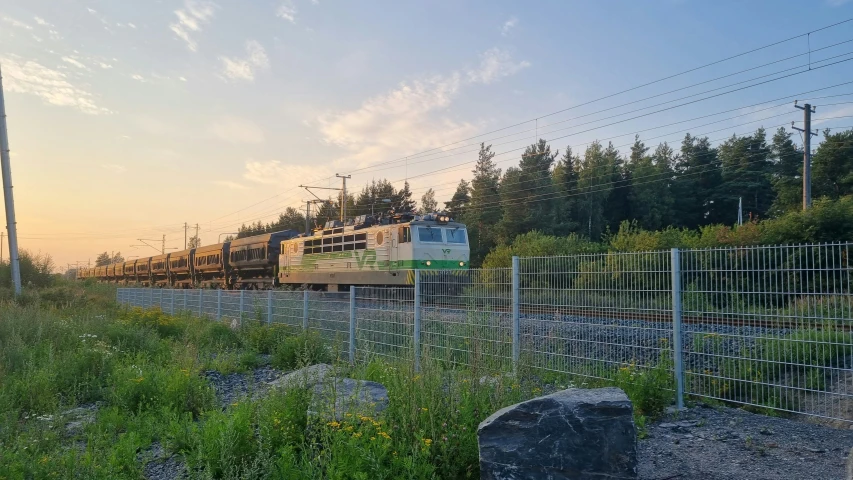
170 0 216 52
501 17 517 36
0 55 112 115
61 56 91 71
34 17 52 27
219 40 269 82
2 16 32 30
466 48 530 85
101 164 126 173
315 48 529 168
277 4 297 23
99 62 113 69
128 23 137 29
241 160 331 185
209 116 266 144
131 74 146 82
214 180 248 190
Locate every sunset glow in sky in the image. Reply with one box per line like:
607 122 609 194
1 0 852 270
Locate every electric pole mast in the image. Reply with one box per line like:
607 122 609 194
792 101 818 210
1 231 4 263
184 222 188 249
0 64 22 295
162 234 165 254
336 173 351 222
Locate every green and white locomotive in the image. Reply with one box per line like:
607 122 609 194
278 212 470 291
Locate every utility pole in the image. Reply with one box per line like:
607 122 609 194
300 184 341 228
184 222 188 249
336 173 351 222
305 200 311 235
1 231 4 263
738 197 743 226
792 101 818 210
162 234 165 254
0 64 22 295
194 223 199 247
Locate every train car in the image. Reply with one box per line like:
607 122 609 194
135 257 151 286
123 261 136 284
89 267 96 279
107 263 116 282
150 254 170 287
116 261 127 284
195 243 230 289
169 249 194 288
229 230 299 289
279 213 469 291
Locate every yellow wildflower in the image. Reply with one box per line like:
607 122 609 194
378 431 391 440
423 438 432 447
327 421 341 428
420 407 428 412
353 432 362 438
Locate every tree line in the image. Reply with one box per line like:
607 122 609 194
232 126 852 264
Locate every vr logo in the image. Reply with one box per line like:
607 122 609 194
442 249 451 255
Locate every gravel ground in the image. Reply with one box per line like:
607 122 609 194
201 356 287 408
638 404 853 480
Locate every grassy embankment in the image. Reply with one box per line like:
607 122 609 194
8 281 840 479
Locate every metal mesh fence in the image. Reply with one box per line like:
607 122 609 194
355 287 414 362
680 243 853 422
519 252 674 383
114 242 853 424
419 269 514 370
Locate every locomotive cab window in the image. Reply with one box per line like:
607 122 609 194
417 226 443 243
446 228 467 244
400 227 411 243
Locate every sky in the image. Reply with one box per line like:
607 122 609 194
1 0 852 270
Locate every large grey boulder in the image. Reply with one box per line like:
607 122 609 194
267 364 389 420
478 387 637 480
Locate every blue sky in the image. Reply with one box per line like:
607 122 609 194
1 0 852 268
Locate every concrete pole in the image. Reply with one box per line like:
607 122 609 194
0 64 22 295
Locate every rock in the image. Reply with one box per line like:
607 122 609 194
62 403 100 436
268 364 389 421
478 387 637 480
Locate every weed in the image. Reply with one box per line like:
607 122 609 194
272 330 333 370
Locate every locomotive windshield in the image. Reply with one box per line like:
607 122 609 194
417 226 444 243
446 228 467 244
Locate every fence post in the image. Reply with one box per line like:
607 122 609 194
183 290 187 313
349 286 356 365
198 290 203 317
302 290 309 331
512 256 520 373
239 290 245 321
267 290 273 324
670 248 685 410
414 270 422 373
170 289 175 315
217 289 222 320
149 289 154 310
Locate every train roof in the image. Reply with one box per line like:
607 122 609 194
230 230 299 248
170 248 194 258
195 242 227 255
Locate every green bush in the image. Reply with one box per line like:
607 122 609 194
272 330 332 370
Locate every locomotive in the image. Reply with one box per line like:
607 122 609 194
78 212 470 290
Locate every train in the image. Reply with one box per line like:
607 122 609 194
77 212 470 290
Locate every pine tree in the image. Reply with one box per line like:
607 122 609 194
444 180 470 220
769 127 803 214
188 236 202 248
95 252 111 266
552 146 580 236
498 139 558 242
463 143 503 266
393 181 416 212
812 128 853 199
420 188 438 213
602 142 630 233
627 137 675 230
672 134 723 228
718 128 773 222
577 141 613 239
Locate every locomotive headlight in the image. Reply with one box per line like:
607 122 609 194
425 260 431 266
459 261 465 267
